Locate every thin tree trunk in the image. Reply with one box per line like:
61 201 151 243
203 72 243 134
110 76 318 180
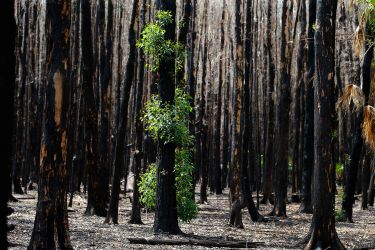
361 149 371 210
229 0 244 229
262 0 275 205
82 0 107 217
299 0 316 214
105 0 138 224
129 0 143 225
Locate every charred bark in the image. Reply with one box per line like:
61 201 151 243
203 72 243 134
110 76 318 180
341 27 373 223
262 0 276 205
299 0 316 214
0 0 16 247
303 0 345 248
82 0 107 218
229 0 244 229
28 0 73 248
129 0 143 225
271 0 292 218
105 0 138 224
153 0 181 235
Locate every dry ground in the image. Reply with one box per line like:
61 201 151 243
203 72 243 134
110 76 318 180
8 187 375 249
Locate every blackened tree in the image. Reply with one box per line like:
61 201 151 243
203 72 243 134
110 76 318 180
299 0 316 214
0 0 16 247
303 0 345 248
28 0 73 249
153 0 181 234
82 0 107 217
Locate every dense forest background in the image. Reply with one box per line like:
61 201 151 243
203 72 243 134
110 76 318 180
2 0 375 249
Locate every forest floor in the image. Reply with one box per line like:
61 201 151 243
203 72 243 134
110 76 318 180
7 186 375 250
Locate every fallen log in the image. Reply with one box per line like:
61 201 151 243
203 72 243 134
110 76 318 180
128 237 262 248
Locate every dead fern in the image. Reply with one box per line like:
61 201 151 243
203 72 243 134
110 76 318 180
354 21 365 56
363 105 375 150
336 84 365 114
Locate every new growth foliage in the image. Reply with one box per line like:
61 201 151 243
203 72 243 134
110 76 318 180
137 10 197 223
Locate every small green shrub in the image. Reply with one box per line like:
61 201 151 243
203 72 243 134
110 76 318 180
138 163 157 209
175 149 198 222
335 188 346 221
142 88 193 147
336 162 344 181
138 149 198 222
335 209 346 222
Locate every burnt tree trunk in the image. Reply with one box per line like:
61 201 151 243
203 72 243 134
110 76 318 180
229 0 244 229
105 0 138 224
341 24 373 223
13 0 30 196
82 0 107 218
262 0 276 205
214 0 225 195
199 0 209 204
153 0 181 235
28 0 73 248
303 0 345 248
271 0 292 218
0 0 16 246
299 0 315 214
292 0 306 196
129 0 143 225
361 150 371 210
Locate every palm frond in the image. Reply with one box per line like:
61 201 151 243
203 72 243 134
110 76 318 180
336 84 365 114
354 22 365 56
363 105 375 150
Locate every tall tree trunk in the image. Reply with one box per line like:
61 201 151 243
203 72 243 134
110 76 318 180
187 0 197 197
262 0 276 205
229 0 244 229
0 0 16 246
129 0 143 225
303 0 344 248
214 0 226 195
198 0 209 204
153 0 181 235
105 0 138 224
82 0 107 218
13 0 30 196
292 0 306 196
299 0 315 214
341 25 374 221
28 0 73 248
271 0 292 218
